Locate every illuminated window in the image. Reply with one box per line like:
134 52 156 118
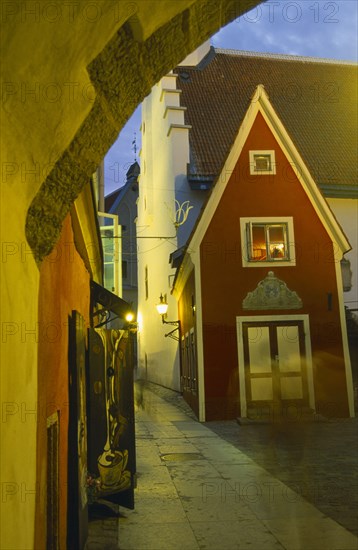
249 150 276 175
240 217 295 267
248 223 288 261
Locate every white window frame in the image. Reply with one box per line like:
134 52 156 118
249 150 276 175
240 216 296 268
98 212 122 296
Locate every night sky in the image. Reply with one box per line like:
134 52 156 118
104 0 358 194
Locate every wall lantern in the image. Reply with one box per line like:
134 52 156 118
156 294 169 316
91 280 136 329
125 312 135 323
156 294 181 341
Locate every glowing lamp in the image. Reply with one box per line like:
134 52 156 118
156 294 168 316
155 294 180 341
125 312 135 323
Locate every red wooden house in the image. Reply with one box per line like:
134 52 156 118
173 84 354 422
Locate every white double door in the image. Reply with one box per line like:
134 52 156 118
238 317 313 415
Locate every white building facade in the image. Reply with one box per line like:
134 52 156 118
136 43 212 389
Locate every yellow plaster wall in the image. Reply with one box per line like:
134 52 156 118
0 199 39 549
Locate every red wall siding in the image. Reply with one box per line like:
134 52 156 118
200 112 348 420
35 213 91 549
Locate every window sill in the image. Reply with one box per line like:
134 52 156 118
242 259 296 268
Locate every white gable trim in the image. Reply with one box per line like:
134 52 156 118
192 249 206 422
258 87 351 255
334 258 355 417
188 94 259 253
187 84 350 256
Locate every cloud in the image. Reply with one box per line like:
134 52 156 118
212 0 357 60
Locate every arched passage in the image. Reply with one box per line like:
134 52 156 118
1 2 262 549
25 1 261 262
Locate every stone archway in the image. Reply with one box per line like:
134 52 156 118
25 1 261 262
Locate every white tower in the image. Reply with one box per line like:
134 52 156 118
136 42 211 389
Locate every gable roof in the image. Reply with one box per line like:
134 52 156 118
105 188 121 211
105 161 140 213
173 84 351 298
176 48 357 197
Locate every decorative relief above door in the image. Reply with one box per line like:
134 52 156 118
243 271 303 310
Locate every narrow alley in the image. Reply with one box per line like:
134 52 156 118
86 382 358 550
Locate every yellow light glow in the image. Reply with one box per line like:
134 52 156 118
156 294 168 316
156 303 168 315
137 312 143 333
125 312 134 323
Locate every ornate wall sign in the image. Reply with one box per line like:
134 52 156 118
243 271 303 310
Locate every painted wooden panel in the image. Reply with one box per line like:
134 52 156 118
247 326 271 373
87 328 136 511
276 325 301 372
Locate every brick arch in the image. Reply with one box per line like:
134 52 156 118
25 1 260 262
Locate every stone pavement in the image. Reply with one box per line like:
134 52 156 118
148 382 358 537
87 381 358 549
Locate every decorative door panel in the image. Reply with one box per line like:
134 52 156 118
247 326 272 373
276 325 305 400
243 320 308 407
87 328 136 510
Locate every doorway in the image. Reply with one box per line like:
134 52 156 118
236 315 315 419
181 328 199 418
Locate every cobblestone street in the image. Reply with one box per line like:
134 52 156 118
147 381 358 536
86 381 358 549
207 416 358 536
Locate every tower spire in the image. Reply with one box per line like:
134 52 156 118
132 132 137 162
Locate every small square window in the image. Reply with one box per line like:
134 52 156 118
254 154 271 171
249 150 276 175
